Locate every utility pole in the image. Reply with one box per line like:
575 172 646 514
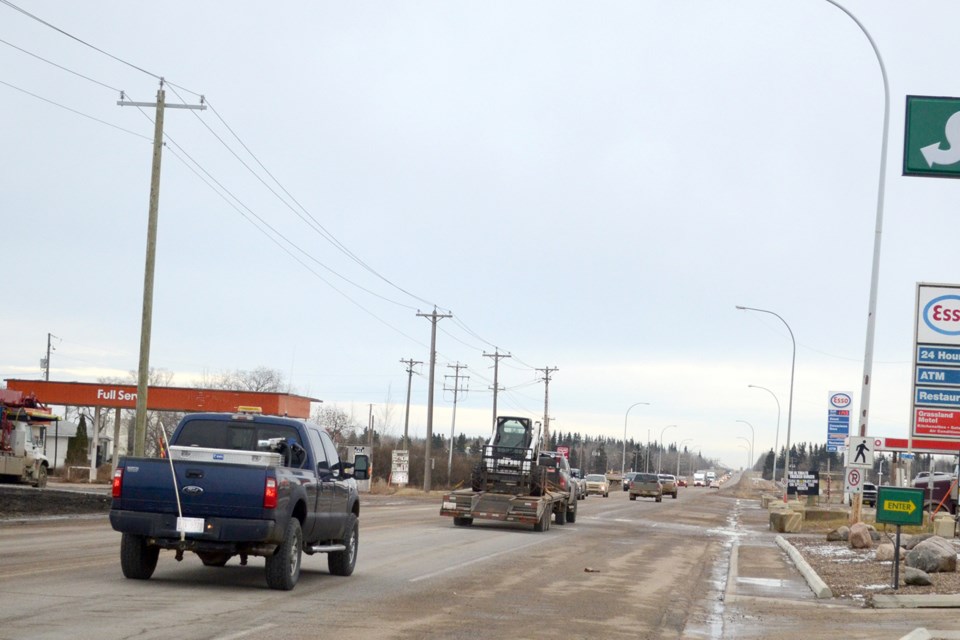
399 358 421 451
444 362 469 483
536 366 559 447
42 333 58 381
483 350 511 432
367 404 375 446
119 80 205 457
417 307 452 492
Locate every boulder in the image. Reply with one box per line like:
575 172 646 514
866 525 882 542
849 523 874 549
875 543 906 562
904 566 933 586
826 526 849 542
905 533 934 550
770 510 802 533
906 536 957 573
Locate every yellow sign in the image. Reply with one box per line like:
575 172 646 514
882 500 917 514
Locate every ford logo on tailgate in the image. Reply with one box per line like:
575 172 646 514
182 485 204 496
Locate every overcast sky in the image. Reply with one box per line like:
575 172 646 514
4 1 960 469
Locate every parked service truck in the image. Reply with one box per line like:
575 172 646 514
0 390 52 488
110 409 369 590
440 416 577 531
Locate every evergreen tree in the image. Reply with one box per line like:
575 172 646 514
66 414 89 465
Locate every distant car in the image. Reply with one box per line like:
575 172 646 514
676 476 688 487
569 468 588 500
709 479 720 489
629 472 662 502
584 474 610 497
658 473 679 499
622 472 641 492
862 482 877 507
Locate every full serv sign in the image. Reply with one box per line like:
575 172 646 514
912 283 960 439
826 391 852 453
904 95 960 178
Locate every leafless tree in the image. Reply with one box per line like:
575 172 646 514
198 367 286 393
313 404 360 444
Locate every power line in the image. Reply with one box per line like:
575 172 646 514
0 78 151 140
0 36 121 92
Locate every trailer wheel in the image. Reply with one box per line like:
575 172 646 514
120 533 159 580
534 508 550 532
655 495 662 503
265 518 302 590
567 496 577 524
34 464 48 489
555 504 567 525
629 494 637 501
453 517 473 527
328 514 358 577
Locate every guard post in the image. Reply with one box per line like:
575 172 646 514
875 486 924 589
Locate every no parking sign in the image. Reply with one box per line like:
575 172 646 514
844 467 864 494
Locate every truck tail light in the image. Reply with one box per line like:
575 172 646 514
112 468 123 498
559 476 567 490
264 477 278 509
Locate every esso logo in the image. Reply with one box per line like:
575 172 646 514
923 295 960 336
830 393 852 408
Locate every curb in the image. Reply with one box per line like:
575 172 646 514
775 535 832 599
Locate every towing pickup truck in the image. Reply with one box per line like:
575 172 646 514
109 410 369 590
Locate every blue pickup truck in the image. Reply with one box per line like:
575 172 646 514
110 410 369 590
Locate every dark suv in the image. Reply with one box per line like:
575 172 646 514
862 482 877 507
538 451 578 523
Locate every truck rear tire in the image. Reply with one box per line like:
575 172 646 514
534 508 550 532
266 518 302 590
555 505 567 525
567 496 577 523
120 533 159 580
629 494 637 501
453 517 473 527
328 514 358 577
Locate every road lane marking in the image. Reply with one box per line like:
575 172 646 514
408 538 546 583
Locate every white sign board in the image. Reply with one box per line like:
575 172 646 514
846 436 874 470
391 449 409 485
844 467 864 494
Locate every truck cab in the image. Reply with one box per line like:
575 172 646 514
0 390 52 488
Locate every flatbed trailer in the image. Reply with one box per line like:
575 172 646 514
440 488 569 531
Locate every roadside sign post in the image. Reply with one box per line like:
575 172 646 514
876 486 924 589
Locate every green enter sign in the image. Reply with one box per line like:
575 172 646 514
904 95 960 178
876 486 924 526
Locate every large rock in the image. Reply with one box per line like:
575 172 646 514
905 533 934 550
905 536 957 573
849 522 874 549
875 543 905 562
904 567 933 586
827 526 849 542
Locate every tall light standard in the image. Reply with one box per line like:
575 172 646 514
748 384 781 482
621 402 651 479
736 419 755 472
736 305 795 502
737 443 751 471
677 438 693 478
657 424 676 474
737 436 752 471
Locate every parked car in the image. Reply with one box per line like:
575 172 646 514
584 473 610 497
862 482 877 507
629 472 662 502
622 471 641 492
658 473 679 499
569 467 588 500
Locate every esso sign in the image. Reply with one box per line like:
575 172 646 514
830 393 852 409
923 295 960 336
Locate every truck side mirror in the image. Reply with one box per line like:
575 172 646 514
352 454 370 481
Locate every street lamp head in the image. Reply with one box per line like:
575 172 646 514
735 305 746 310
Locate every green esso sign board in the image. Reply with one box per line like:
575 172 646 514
876 486 924 526
904 95 960 178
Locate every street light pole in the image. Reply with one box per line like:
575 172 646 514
658 424 676 474
736 306 795 503
748 384 781 482
736 420 755 472
621 402 650 480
